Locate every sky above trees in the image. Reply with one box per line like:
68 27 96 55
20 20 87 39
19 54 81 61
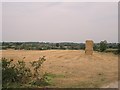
2 2 118 43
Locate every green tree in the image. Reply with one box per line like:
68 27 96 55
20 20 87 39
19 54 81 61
93 44 99 51
116 43 120 54
56 43 60 47
100 40 107 52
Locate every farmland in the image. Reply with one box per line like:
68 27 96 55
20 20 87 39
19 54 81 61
1 50 118 88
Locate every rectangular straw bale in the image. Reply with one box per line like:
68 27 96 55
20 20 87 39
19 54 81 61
85 50 93 55
85 40 94 55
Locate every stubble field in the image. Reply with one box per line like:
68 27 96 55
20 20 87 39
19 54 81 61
1 50 118 88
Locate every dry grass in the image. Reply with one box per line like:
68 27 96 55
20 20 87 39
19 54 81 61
1 50 118 88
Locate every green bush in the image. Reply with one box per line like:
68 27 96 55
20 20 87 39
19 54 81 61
30 56 49 86
2 56 51 88
2 58 17 87
2 58 32 87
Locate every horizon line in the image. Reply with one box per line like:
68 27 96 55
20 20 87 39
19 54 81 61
1 41 119 43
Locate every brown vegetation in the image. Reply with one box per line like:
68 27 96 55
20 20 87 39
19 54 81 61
1 50 118 88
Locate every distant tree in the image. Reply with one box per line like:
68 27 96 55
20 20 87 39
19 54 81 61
100 40 107 52
80 44 85 50
60 45 66 50
93 44 99 51
118 43 120 51
56 43 60 47
116 43 120 54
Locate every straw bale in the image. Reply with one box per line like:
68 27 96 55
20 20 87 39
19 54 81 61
85 40 94 55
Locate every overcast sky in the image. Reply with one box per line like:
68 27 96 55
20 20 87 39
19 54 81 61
2 2 118 43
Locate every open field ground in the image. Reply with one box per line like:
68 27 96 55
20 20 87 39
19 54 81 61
1 50 118 88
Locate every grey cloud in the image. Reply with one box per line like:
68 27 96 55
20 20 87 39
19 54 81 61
2 2 118 43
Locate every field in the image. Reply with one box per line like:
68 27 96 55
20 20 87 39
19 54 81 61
1 50 118 88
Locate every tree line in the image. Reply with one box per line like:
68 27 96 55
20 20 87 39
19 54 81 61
0 41 119 54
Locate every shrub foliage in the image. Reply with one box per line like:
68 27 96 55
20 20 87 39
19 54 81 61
2 56 50 88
